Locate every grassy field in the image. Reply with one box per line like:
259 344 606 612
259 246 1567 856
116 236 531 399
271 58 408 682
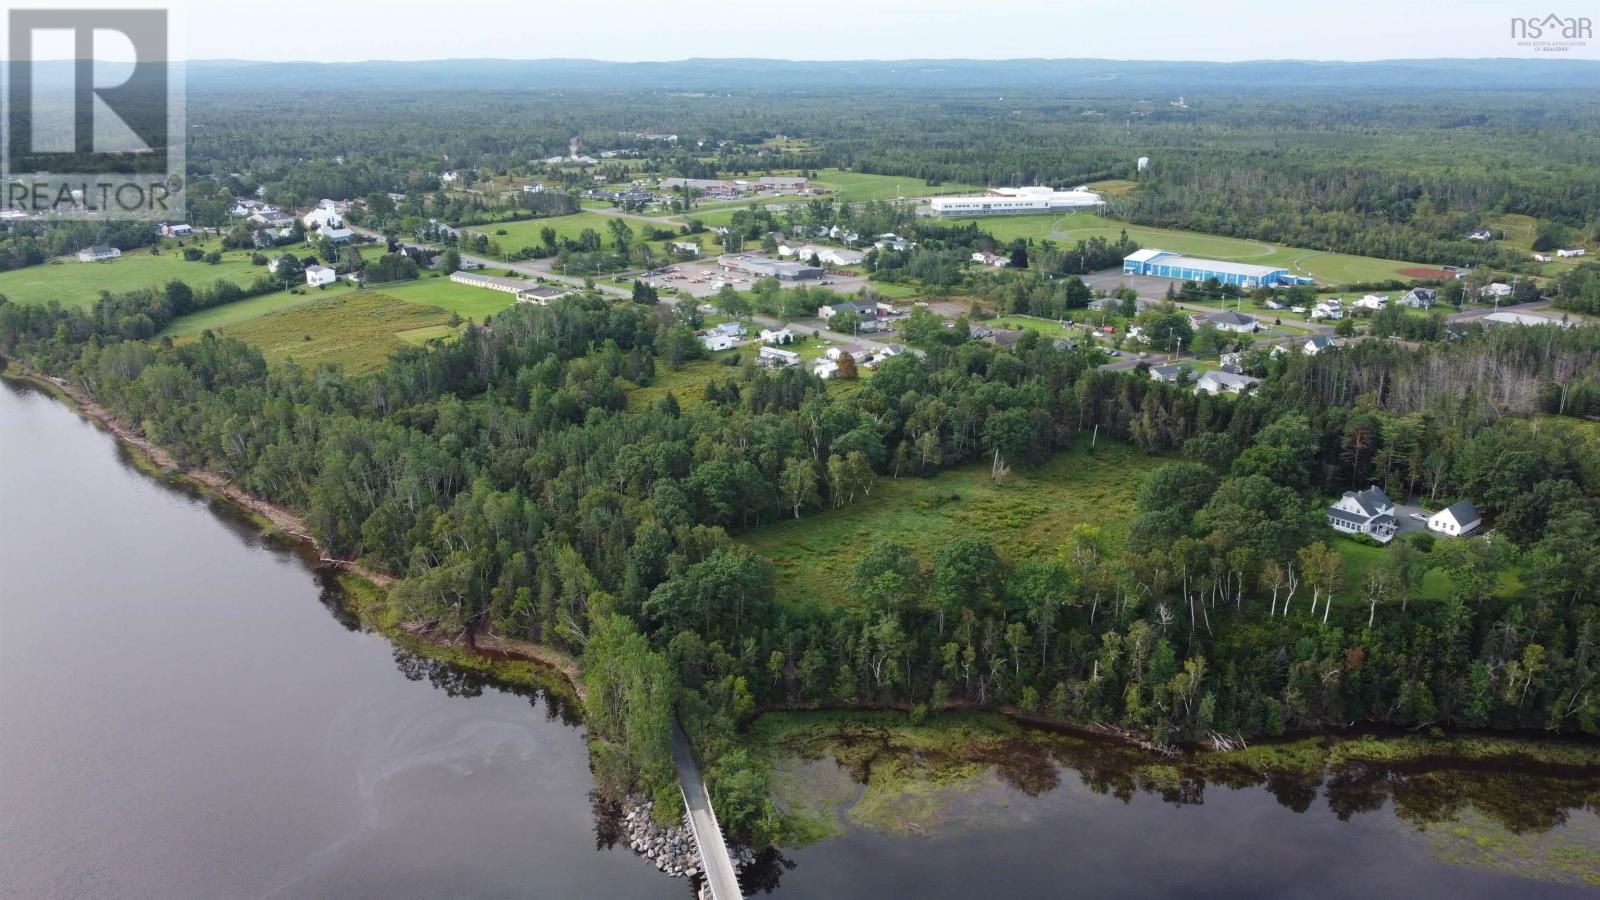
456 211 625 252
1332 534 1522 607
626 354 742 412
174 291 452 375
0 239 275 309
159 287 332 337
1485 213 1593 278
937 212 1426 285
809 170 982 203
365 274 523 320
742 440 1165 610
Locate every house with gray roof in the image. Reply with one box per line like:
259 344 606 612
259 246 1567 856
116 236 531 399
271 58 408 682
1327 485 1398 543
1194 370 1260 396
1428 500 1481 536
1148 363 1190 384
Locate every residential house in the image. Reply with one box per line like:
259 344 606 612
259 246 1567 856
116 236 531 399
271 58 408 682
877 343 910 359
1534 253 1552 263
76 245 121 262
818 300 876 322
1219 352 1243 368
1467 228 1493 241
1264 297 1292 310
758 346 801 367
1193 310 1259 333
319 226 354 244
305 265 337 287
874 234 912 252
160 223 193 237
984 329 1023 349
760 327 795 345
440 170 459 184
1311 299 1344 320
971 250 1010 267
671 241 702 256
1355 294 1388 311
1428 500 1482 536
1557 248 1587 258
1325 486 1398 543
811 358 840 379
825 344 871 363
1148 363 1190 383
1303 335 1342 356
1480 282 1514 299
1400 288 1437 309
1194 370 1260 396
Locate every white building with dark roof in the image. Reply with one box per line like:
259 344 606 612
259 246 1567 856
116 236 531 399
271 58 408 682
1327 486 1398 543
1428 501 1482 536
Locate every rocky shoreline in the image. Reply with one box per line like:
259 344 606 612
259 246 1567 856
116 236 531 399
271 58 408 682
621 797 755 890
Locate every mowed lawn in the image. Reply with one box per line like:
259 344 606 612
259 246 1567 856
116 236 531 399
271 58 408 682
0 240 274 309
173 292 452 375
938 212 1425 285
743 441 1165 610
366 274 523 319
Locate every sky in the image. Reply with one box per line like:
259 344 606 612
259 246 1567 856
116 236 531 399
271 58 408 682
12 0 1599 62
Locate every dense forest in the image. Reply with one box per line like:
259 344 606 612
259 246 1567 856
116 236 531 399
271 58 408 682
4 265 1599 842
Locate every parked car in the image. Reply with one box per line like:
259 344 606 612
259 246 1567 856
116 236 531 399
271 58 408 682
1410 512 1427 522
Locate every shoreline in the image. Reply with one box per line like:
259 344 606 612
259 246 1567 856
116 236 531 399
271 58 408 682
2 366 586 703
7 365 1594 766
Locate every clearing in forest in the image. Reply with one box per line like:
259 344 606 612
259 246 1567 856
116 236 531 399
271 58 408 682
743 440 1165 610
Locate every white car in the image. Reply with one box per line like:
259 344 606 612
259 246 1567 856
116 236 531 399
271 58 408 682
1410 512 1427 522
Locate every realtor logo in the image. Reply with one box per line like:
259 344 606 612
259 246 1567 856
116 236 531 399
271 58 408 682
1509 13 1593 53
3 8 185 219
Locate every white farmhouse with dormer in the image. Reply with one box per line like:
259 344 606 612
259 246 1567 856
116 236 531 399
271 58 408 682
1326 485 1398 543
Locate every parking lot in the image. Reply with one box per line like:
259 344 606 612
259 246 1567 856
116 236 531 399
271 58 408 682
1082 269 1176 299
640 259 873 299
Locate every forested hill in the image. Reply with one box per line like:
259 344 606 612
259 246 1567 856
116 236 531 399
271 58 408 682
181 57 1600 94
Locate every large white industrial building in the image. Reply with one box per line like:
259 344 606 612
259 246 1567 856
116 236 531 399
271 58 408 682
929 186 1103 217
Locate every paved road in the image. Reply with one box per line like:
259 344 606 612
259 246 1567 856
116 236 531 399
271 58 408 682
670 722 742 900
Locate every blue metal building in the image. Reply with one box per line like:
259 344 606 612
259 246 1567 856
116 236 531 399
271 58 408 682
1123 249 1298 287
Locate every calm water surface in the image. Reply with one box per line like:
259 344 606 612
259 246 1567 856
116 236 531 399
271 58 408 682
0 381 675 900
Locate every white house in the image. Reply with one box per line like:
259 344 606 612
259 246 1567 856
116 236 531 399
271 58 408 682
700 332 738 352
440 170 459 184
811 358 840 379
305 265 337 287
1311 299 1344 320
825 344 871 363
1428 500 1481 536
1557 248 1587 258
160 223 193 237
1194 370 1260 396
1467 229 1493 241
758 346 800 367
1480 282 1514 299
1400 288 1437 309
1356 294 1388 311
1194 310 1258 333
1326 486 1398 543
971 250 1010 268
1534 253 1552 263
760 327 794 345
671 241 702 256
76 245 121 262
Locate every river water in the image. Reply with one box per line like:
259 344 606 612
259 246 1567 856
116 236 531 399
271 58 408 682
0 380 675 900
6 377 1599 899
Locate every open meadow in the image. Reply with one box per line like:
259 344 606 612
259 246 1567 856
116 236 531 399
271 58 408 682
172 291 453 375
0 239 276 309
742 440 1164 610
